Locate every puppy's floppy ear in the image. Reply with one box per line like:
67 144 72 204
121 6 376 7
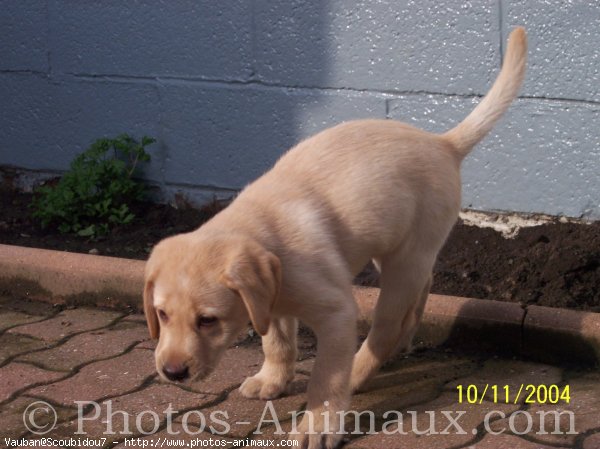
220 242 281 336
143 278 160 339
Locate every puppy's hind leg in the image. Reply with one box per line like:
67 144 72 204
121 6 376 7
240 316 298 400
392 275 431 355
350 252 435 392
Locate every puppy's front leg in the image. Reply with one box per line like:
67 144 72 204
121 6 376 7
240 316 298 400
290 300 357 449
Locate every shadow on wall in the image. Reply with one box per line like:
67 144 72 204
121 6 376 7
0 2 337 202
159 1 341 199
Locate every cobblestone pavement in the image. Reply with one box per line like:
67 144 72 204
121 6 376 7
1 296 599 449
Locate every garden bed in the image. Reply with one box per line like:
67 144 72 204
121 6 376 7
1 186 598 311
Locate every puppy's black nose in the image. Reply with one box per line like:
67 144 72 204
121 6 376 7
162 363 189 382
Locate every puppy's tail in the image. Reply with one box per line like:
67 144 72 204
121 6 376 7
443 27 527 160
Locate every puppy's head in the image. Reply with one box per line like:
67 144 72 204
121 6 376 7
144 233 281 383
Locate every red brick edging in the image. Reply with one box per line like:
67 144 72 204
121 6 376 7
1 244 599 365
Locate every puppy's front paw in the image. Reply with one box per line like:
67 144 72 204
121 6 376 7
288 432 343 449
288 414 344 449
239 373 291 400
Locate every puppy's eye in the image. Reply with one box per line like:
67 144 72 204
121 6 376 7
157 309 168 322
196 315 218 328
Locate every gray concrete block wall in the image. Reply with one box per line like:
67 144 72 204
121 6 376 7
255 1 500 94
161 84 385 188
0 0 48 72
1 0 598 218
50 2 254 80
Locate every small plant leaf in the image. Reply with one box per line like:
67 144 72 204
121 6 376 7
31 134 155 238
77 225 96 237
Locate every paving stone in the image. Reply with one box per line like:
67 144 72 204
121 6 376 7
183 376 309 438
9 308 123 342
294 357 315 375
488 370 600 447
135 340 156 351
445 359 563 404
0 333 48 365
122 314 146 324
344 392 519 449
351 353 478 416
474 433 571 448
0 362 66 402
0 296 58 316
187 346 265 395
1 305 595 449
370 351 478 390
0 310 46 333
132 343 264 394
17 321 151 372
243 421 295 447
48 382 218 445
0 396 75 439
297 331 318 357
247 353 480 447
27 349 156 405
583 432 600 449
111 423 236 449
132 329 310 388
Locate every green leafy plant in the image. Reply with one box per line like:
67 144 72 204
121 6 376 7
32 134 155 237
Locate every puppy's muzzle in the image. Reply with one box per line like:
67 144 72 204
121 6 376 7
162 362 189 382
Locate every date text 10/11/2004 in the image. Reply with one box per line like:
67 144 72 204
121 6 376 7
456 384 571 405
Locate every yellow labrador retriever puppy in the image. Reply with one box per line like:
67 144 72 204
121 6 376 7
145 28 526 449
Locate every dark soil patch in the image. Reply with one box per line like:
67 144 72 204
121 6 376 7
446 222 599 310
1 186 598 311
361 221 600 312
0 186 225 259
